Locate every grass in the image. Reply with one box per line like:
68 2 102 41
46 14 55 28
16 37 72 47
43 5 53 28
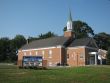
0 65 110 83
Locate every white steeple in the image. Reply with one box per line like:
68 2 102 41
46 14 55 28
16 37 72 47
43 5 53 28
64 9 75 38
67 10 73 31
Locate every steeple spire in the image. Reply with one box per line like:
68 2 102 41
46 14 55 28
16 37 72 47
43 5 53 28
68 9 72 22
67 9 73 31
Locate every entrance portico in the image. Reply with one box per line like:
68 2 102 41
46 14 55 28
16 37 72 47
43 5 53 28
89 52 98 65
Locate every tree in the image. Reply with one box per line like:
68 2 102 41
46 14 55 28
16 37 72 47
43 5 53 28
10 35 26 61
27 31 57 43
0 32 57 62
12 35 26 49
0 37 11 62
0 35 27 62
106 48 110 65
63 20 94 38
94 32 110 50
38 31 57 39
28 37 38 42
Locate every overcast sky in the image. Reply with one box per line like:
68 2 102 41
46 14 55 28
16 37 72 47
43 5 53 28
0 0 110 38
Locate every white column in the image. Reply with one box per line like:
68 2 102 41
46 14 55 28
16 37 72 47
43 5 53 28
95 53 97 65
100 55 102 65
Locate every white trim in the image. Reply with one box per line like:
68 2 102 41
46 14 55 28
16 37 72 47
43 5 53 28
67 46 86 49
42 50 45 55
36 51 38 55
49 50 52 55
19 46 62 52
29 51 32 55
18 50 22 52
89 52 97 55
48 50 52 58
67 46 98 50
24 52 26 56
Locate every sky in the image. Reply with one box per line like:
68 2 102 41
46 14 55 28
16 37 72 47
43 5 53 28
0 0 110 38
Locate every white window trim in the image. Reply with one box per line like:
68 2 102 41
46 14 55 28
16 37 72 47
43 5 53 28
30 52 32 55
36 51 38 55
48 50 52 58
24 52 26 56
42 51 45 55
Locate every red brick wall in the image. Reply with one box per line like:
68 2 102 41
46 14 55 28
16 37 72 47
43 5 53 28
18 47 62 67
64 31 73 38
67 47 86 66
18 46 98 67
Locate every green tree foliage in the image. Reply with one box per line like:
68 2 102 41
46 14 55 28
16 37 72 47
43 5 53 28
63 20 94 38
0 38 11 62
0 35 26 62
38 31 56 39
12 35 26 49
94 32 110 50
106 48 110 65
28 37 38 42
28 31 57 42
0 32 56 62
10 35 26 61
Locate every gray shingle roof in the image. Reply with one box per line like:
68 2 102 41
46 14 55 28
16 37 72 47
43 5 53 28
20 36 97 50
69 37 92 47
21 36 69 50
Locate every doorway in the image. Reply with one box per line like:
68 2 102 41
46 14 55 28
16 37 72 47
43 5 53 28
90 56 95 65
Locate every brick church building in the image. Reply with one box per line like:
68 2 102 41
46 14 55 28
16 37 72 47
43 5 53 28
18 11 98 67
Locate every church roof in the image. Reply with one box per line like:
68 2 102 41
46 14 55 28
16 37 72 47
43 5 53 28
69 37 98 48
20 36 69 50
69 37 91 47
20 36 97 50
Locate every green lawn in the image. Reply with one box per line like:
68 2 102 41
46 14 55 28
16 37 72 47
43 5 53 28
0 65 110 83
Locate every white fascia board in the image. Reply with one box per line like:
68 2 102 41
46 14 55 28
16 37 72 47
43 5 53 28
67 46 98 50
89 52 97 54
18 45 63 52
67 46 86 49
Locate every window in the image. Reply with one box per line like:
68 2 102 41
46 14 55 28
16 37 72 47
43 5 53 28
30 52 32 55
80 53 84 59
49 50 52 55
48 50 52 58
24 52 26 56
42 51 44 55
42 51 45 58
36 51 38 55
